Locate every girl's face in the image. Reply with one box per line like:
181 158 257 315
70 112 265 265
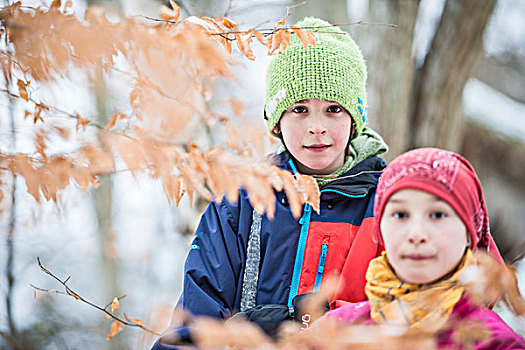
275 99 352 175
380 189 468 284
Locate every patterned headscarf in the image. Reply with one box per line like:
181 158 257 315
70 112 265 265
374 148 503 263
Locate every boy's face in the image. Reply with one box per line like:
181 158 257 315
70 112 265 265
275 98 352 175
380 189 468 284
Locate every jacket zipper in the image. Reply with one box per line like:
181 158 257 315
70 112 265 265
287 203 312 307
313 242 328 292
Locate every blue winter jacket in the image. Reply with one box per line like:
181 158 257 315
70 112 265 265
152 151 386 348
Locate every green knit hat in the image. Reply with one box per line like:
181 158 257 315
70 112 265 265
264 17 368 138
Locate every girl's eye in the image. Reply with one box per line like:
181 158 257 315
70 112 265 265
292 106 308 113
392 211 407 219
327 105 342 113
430 211 447 219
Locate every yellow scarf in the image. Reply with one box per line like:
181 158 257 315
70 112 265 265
365 249 475 332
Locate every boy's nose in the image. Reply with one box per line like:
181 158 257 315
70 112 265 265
308 115 327 135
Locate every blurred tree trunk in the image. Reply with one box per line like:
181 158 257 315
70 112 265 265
4 61 21 350
291 0 348 24
364 0 420 161
476 55 525 104
461 119 525 263
410 0 497 151
86 1 123 348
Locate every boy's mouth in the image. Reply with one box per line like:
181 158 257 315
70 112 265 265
304 144 331 152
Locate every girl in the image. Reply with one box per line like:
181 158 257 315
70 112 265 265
153 17 388 348
320 148 525 349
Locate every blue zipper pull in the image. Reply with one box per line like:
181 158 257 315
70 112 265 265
318 244 328 273
299 204 311 224
313 243 328 292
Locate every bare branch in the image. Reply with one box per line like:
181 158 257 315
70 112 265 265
33 257 160 336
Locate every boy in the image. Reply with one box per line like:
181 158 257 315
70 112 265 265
152 17 388 348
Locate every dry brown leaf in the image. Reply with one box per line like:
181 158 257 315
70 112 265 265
234 30 254 60
163 175 184 205
105 111 123 130
275 18 285 27
228 99 244 116
290 26 312 50
50 0 61 11
193 316 272 349
111 135 147 173
69 291 80 300
268 29 282 55
75 114 89 130
169 0 180 21
35 131 48 161
199 16 227 47
69 164 96 190
268 29 291 55
462 252 525 315
106 321 124 340
53 126 70 139
159 6 175 22
33 106 44 124
129 89 140 108
252 30 268 47
47 156 71 190
40 169 58 202
17 79 29 101
296 174 320 214
452 320 491 350
222 17 238 29
10 155 41 202
111 297 119 313
306 29 316 47
126 316 143 326
279 30 291 54
79 144 115 174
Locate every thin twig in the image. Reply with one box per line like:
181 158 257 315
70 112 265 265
0 88 105 130
33 257 160 335
223 0 234 17
136 14 396 36
284 1 306 21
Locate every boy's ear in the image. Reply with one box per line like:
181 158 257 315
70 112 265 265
273 125 281 134
349 122 356 140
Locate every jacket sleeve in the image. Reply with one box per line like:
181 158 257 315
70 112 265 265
179 199 244 318
151 200 245 350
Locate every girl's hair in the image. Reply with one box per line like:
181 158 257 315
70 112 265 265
373 147 503 263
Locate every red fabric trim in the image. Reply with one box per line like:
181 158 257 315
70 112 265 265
296 218 382 308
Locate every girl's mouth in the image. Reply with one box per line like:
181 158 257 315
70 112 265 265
403 254 434 261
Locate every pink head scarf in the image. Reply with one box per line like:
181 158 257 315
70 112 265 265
374 148 503 263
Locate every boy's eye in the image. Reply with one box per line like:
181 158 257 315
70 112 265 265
430 211 447 219
326 105 342 113
292 106 308 113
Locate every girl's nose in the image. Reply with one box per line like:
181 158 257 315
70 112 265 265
408 234 428 246
407 220 429 246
